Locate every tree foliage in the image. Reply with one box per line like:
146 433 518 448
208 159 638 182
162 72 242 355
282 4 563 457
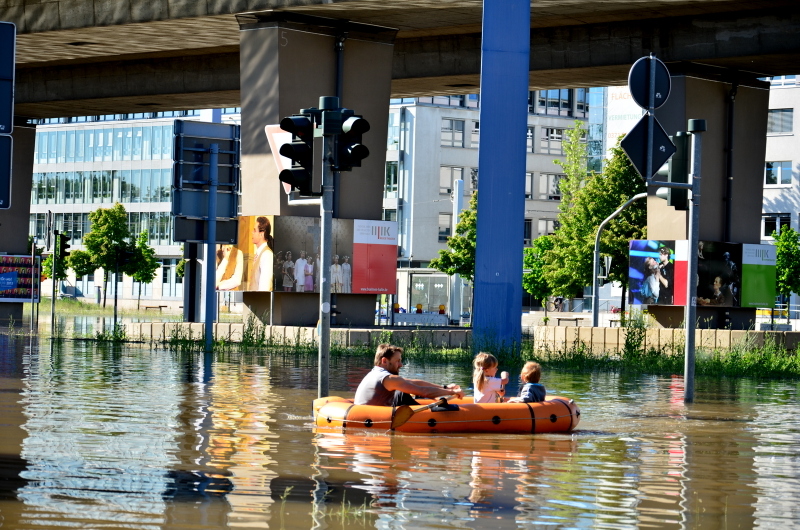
67 250 97 279
523 235 554 305
430 192 477 283
80 203 137 306
131 230 160 309
41 253 68 282
773 226 800 300
544 138 646 297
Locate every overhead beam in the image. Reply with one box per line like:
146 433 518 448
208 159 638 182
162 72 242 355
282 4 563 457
14 9 800 118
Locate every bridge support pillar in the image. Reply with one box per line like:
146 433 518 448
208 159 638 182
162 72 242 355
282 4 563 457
238 14 396 326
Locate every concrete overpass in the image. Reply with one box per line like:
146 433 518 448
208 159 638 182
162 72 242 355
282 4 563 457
3 0 800 118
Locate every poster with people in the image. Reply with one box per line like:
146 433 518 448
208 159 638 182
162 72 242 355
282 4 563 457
0 255 40 303
629 240 775 308
216 216 396 294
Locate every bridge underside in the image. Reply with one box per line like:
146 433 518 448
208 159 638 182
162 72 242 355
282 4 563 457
8 1 800 118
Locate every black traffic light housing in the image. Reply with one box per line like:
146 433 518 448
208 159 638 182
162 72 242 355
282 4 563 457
336 110 370 171
279 113 317 196
57 232 70 258
655 132 689 210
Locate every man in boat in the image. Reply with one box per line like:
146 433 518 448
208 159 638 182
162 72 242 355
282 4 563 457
354 344 464 406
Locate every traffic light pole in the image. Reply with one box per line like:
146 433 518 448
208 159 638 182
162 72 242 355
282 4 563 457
318 133 334 398
50 230 57 337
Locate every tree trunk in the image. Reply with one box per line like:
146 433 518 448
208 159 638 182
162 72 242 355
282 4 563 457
103 271 108 308
138 282 142 310
620 281 627 315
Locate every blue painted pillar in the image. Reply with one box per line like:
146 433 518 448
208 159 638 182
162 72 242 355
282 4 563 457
473 0 530 349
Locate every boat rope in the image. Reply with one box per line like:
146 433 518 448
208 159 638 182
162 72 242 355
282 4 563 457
401 413 577 425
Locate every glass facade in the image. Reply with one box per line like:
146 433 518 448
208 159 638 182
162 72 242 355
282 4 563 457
33 124 173 164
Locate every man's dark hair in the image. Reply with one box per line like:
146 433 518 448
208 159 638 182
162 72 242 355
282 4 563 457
374 343 403 366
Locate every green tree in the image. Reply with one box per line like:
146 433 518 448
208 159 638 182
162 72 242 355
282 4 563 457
41 253 68 283
67 249 97 279
773 226 800 323
82 203 136 307
131 230 160 309
554 121 589 211
523 235 553 307
430 192 477 283
544 140 646 308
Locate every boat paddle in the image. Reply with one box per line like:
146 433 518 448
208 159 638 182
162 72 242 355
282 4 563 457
391 396 454 430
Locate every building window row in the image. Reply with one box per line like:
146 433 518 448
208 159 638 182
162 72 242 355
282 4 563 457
763 214 790 238
528 89 588 118
34 124 174 165
770 76 797 87
30 110 201 126
392 94 480 108
765 161 793 186
30 211 174 248
31 169 172 205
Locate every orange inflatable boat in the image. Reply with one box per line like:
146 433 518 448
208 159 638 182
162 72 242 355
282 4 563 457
312 395 581 434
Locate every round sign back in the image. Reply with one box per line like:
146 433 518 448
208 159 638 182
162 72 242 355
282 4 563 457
628 56 671 110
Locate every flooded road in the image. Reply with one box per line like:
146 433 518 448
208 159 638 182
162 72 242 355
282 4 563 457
1 336 799 529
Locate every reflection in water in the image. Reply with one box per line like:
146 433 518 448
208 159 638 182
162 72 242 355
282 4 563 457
2 340 800 528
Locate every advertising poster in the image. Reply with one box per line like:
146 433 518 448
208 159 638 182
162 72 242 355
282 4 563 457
629 240 684 306
740 244 776 308
216 216 396 294
696 241 742 308
352 220 398 294
0 255 40 303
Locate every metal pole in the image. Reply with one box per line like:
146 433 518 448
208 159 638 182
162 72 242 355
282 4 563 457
204 144 219 353
645 53 656 182
50 230 57 337
451 179 464 323
591 193 647 327
113 259 118 331
684 119 705 403
31 241 36 330
319 132 334 398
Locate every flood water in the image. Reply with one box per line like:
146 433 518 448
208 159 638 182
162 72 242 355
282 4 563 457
1 336 800 529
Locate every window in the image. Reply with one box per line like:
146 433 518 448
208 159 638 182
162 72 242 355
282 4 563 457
438 214 452 242
539 173 564 200
433 95 465 107
382 209 397 222
525 172 534 199
471 121 480 149
770 76 797 87
763 214 790 238
538 219 559 237
526 127 535 152
540 128 565 154
523 219 532 245
532 89 572 116
387 112 400 150
440 166 464 194
384 161 398 198
765 161 793 186
768 109 793 134
441 119 465 147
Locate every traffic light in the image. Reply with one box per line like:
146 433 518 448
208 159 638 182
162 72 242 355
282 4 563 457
336 110 370 171
278 114 315 195
57 232 70 258
655 131 689 210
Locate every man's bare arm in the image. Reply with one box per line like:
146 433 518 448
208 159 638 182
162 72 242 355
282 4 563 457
383 375 463 399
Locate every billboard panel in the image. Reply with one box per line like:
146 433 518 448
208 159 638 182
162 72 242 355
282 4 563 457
629 240 776 308
215 216 396 294
0 255 40 303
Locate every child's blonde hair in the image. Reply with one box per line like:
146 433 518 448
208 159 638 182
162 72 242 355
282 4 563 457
472 352 498 392
520 362 542 384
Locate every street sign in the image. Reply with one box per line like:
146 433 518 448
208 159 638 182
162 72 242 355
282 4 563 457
0 135 11 209
628 56 671 110
620 114 676 180
0 22 14 136
173 120 240 190
174 217 238 243
171 188 237 220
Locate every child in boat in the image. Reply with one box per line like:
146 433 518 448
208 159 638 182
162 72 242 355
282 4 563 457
507 362 546 403
472 352 509 403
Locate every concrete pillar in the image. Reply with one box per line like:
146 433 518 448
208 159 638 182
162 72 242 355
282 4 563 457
0 122 35 325
648 71 769 329
238 14 395 326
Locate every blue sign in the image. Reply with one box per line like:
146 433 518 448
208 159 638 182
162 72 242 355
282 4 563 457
0 22 15 135
0 271 17 291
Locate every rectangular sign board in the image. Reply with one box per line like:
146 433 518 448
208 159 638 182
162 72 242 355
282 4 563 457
173 120 240 189
0 255 40 303
629 240 776 308
174 217 238 244
214 215 397 294
0 22 14 136
0 135 11 209
171 188 237 220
